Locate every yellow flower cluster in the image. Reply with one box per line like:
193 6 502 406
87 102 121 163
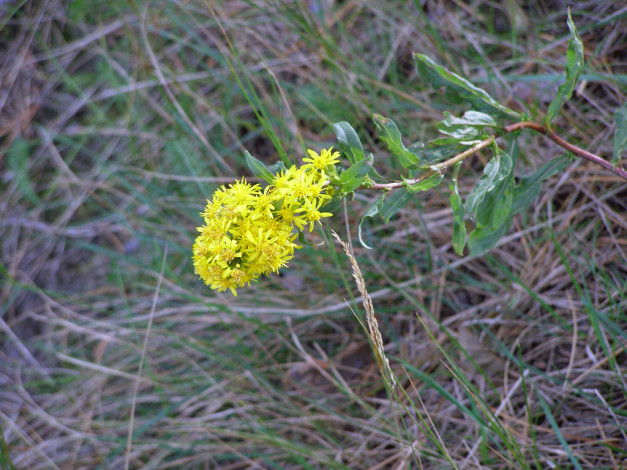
192 148 340 295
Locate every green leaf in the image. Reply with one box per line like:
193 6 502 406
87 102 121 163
467 217 513 256
321 196 342 214
414 53 521 120
511 156 569 215
380 189 413 223
613 101 627 167
476 174 514 230
298 230 319 246
244 150 275 183
437 111 499 142
338 155 373 194
410 141 459 165
426 136 478 146
332 121 364 164
267 160 287 174
436 129 480 143
358 194 384 249
475 142 517 229
465 147 513 218
449 164 466 255
372 114 421 168
545 9 584 126
403 171 444 193
468 137 520 251
8 137 39 204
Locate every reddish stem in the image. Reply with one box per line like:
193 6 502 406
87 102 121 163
504 121 627 181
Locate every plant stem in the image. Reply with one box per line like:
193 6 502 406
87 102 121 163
363 121 627 191
366 138 495 190
504 121 627 181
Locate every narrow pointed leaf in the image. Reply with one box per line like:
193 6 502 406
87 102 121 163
380 189 413 222
613 101 627 167
410 141 459 165
437 111 499 141
449 164 466 255
403 170 444 193
372 114 421 168
467 217 513 256
268 160 287 174
339 155 373 193
358 194 384 249
475 141 517 229
467 138 520 252
332 121 364 164
476 175 514 229
545 9 584 126
465 147 512 218
244 150 275 183
415 53 521 120
298 230 319 246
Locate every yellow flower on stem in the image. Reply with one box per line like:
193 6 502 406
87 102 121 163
302 147 340 171
192 147 339 295
302 197 333 232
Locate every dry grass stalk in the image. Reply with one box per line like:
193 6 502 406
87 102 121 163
332 231 396 390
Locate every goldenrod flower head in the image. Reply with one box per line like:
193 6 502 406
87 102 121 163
193 148 339 295
302 147 341 171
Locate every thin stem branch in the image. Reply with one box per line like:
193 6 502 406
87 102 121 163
365 137 495 190
504 121 627 180
363 120 627 191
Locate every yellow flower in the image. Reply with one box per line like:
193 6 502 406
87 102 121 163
302 147 340 171
192 148 340 295
302 197 333 231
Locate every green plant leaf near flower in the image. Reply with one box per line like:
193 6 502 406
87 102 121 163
414 53 521 120
244 150 275 183
449 163 466 255
545 8 584 127
403 171 444 193
465 147 513 219
475 139 518 230
339 154 374 194
372 114 421 168
380 189 413 223
332 121 364 164
437 111 499 142
613 101 627 167
409 141 460 165
358 194 384 250
468 218 513 256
